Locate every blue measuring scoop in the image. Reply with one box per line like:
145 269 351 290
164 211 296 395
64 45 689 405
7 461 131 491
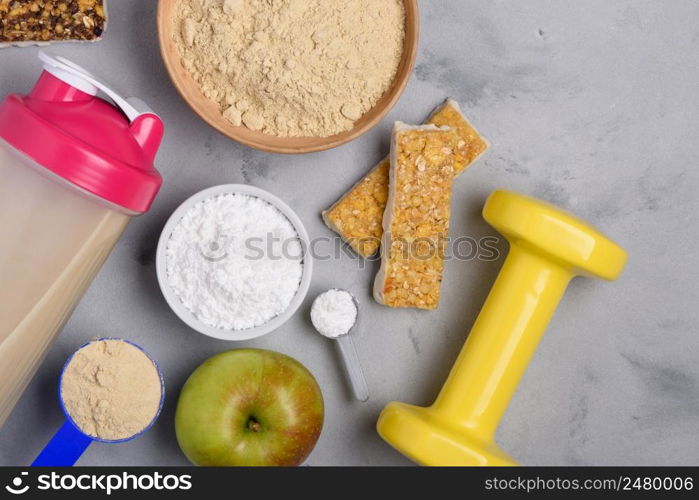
31 338 165 466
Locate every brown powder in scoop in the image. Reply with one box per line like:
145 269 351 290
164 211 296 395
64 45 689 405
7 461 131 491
60 339 162 441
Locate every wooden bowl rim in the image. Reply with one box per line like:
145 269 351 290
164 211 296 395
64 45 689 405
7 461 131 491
157 0 419 154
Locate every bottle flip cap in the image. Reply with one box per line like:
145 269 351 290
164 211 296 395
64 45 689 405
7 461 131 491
0 51 164 213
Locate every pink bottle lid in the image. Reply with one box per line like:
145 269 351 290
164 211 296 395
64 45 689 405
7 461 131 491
0 52 163 213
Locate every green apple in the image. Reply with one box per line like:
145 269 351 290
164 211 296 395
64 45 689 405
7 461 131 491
175 349 324 466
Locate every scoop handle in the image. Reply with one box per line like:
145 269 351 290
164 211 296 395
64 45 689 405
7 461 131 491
31 420 92 466
337 334 369 402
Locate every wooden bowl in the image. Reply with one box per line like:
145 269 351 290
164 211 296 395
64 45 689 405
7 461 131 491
157 0 419 154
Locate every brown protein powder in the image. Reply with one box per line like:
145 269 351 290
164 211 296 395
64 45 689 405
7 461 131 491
173 0 406 138
60 339 162 441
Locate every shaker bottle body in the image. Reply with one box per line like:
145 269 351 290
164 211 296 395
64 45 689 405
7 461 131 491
0 53 163 428
0 140 131 426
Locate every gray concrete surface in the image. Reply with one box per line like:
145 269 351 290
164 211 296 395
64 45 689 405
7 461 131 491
1 0 698 466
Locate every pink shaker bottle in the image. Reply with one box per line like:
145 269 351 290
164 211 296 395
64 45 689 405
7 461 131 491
0 52 164 426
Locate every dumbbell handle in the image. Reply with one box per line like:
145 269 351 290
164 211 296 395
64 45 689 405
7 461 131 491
432 244 573 438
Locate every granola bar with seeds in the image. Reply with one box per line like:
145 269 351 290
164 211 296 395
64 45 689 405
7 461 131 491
0 0 107 47
322 99 488 257
373 122 459 310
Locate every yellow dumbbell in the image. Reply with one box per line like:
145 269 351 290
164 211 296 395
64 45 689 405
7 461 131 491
377 190 627 465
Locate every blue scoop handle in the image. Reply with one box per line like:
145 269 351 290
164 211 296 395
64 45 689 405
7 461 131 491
31 420 93 466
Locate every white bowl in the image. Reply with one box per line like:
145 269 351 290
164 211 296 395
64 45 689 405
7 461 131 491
155 184 313 341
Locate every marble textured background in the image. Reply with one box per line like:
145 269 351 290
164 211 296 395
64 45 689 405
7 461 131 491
1 0 698 465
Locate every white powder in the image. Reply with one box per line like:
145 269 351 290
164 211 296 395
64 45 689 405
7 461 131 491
166 193 303 330
310 289 358 339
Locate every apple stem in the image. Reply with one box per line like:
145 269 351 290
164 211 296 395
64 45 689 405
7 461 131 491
247 418 262 432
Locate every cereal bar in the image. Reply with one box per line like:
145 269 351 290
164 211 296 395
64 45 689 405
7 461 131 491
0 0 107 46
322 99 488 257
373 122 459 310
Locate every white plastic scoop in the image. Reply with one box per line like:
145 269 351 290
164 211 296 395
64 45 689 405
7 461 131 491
310 289 369 402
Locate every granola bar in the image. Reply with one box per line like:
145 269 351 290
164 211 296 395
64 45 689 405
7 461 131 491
0 0 107 46
322 99 488 257
373 123 459 310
